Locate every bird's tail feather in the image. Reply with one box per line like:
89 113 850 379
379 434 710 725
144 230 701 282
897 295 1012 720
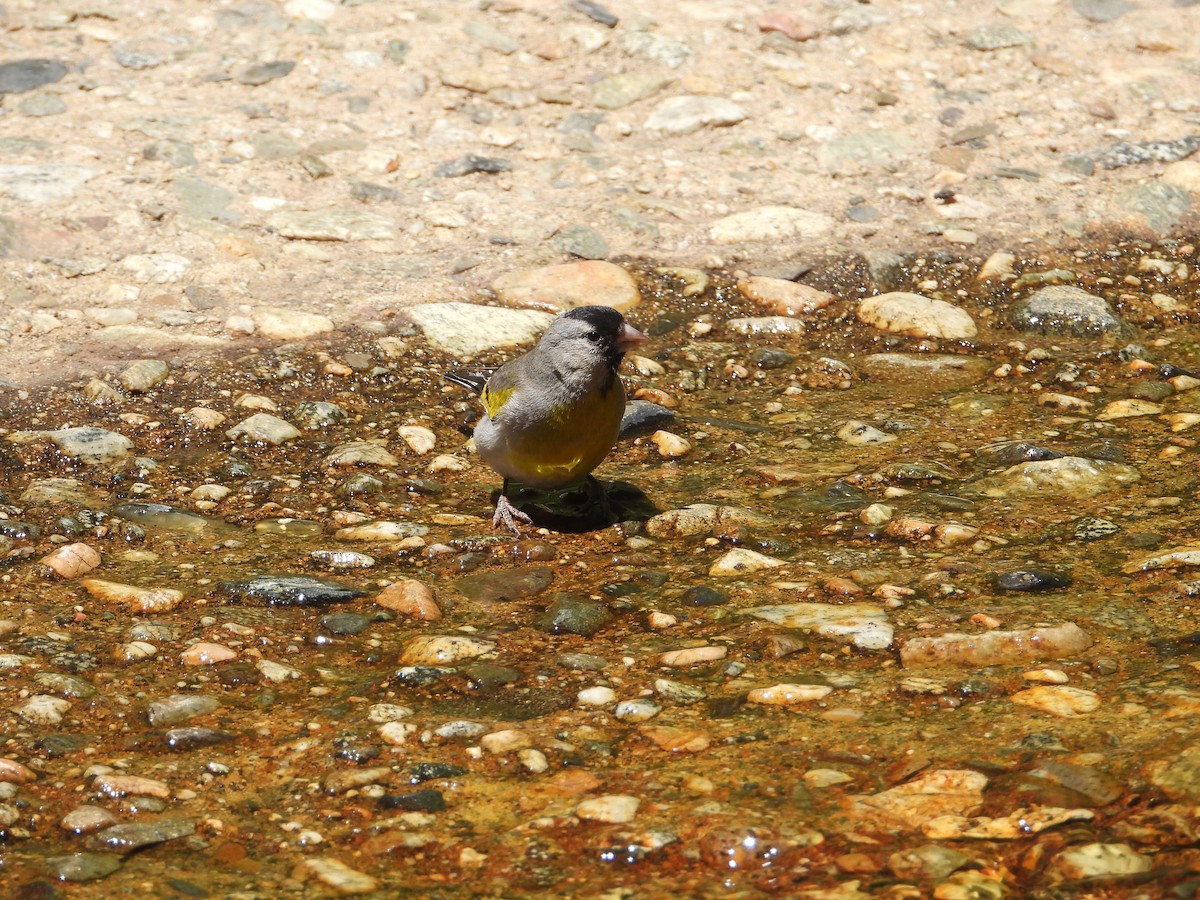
444 370 492 395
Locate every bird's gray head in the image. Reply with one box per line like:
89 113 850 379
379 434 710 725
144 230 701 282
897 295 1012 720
540 306 646 373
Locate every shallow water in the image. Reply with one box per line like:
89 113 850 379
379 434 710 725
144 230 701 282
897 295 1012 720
2 244 1200 897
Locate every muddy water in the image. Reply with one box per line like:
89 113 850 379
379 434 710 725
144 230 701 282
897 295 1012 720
1 245 1200 896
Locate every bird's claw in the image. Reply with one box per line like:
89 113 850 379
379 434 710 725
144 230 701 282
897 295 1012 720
492 494 533 535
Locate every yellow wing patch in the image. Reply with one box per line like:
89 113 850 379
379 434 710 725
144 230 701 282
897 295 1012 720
481 385 513 420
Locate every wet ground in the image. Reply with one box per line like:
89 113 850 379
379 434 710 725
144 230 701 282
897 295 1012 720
2 245 1200 897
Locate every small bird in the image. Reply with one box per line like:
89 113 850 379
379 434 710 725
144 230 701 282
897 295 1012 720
446 305 647 534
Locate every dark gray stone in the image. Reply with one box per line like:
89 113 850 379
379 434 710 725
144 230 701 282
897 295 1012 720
1009 285 1126 336
0 59 68 94
217 575 365 607
237 61 296 86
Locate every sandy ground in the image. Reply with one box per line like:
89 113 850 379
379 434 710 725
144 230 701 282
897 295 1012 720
1 0 1200 383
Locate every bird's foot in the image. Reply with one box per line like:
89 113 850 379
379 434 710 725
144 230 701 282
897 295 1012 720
492 493 533 535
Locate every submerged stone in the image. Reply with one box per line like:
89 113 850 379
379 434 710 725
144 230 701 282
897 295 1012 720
217 576 365 607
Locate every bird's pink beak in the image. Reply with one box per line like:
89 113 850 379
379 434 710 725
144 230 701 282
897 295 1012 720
616 322 647 353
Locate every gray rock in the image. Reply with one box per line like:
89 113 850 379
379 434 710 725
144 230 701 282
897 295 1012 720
620 400 675 438
0 59 68 94
45 852 122 882
818 130 914 174
113 502 217 533
1010 285 1126 336
292 401 348 430
463 20 519 54
571 0 618 27
644 95 747 135
237 61 295 86
710 206 834 243
591 71 673 109
404 302 554 356
147 694 220 726
964 23 1035 50
553 225 609 260
43 426 133 464
1072 0 1131 21
534 594 612 636
619 32 694 68
457 568 553 602
114 45 164 70
1118 182 1192 235
434 154 512 177
0 164 98 203
86 819 196 854
217 575 365 607
19 94 66 117
267 210 395 241
888 844 969 881
1065 135 1200 174
174 175 236 221
145 139 196 168
19 477 100 507
118 359 169 393
974 457 1140 498
226 413 301 445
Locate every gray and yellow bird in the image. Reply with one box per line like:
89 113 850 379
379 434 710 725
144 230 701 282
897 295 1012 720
446 305 647 534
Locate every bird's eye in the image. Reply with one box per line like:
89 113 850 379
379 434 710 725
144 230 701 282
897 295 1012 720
586 331 602 342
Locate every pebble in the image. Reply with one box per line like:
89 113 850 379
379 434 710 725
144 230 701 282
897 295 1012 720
323 441 400 467
493 261 640 314
620 401 677 438
660 645 726 667
553 225 609 260
81 578 184 613
857 292 977 339
651 430 692 458
94 774 171 799
44 852 123 882
725 316 806 335
837 421 896 445
147 694 220 726
1011 685 1101 717
710 206 834 243
0 164 98 203
747 683 834 705
0 58 68 94
181 642 237 666
964 23 1034 50
295 858 378 895
335 521 428 541
376 579 442 620
613 699 661 722
237 61 296 85
855 769 987 829
252 307 335 340
481 730 530 754
19 695 70 725
644 95 747 135
743 602 894 650
457 568 552 602
401 635 495 665
577 686 617 706
534 594 611 636
226 413 301 445
1053 842 1150 880
592 71 673 109
41 426 133 464
974 457 1140 498
61 805 118 835
268 209 394 241
818 130 915 174
709 548 785 576
434 155 512 177
1010 285 1126 336
120 253 190 284
737 277 833 316
399 425 436 455
0 758 35 784
405 302 554 356
576 795 640 824
218 575 364 607
994 569 1072 592
40 543 101 579
901 622 1092 667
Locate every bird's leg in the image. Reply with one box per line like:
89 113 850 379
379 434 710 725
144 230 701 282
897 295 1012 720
492 478 532 535
586 475 613 522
